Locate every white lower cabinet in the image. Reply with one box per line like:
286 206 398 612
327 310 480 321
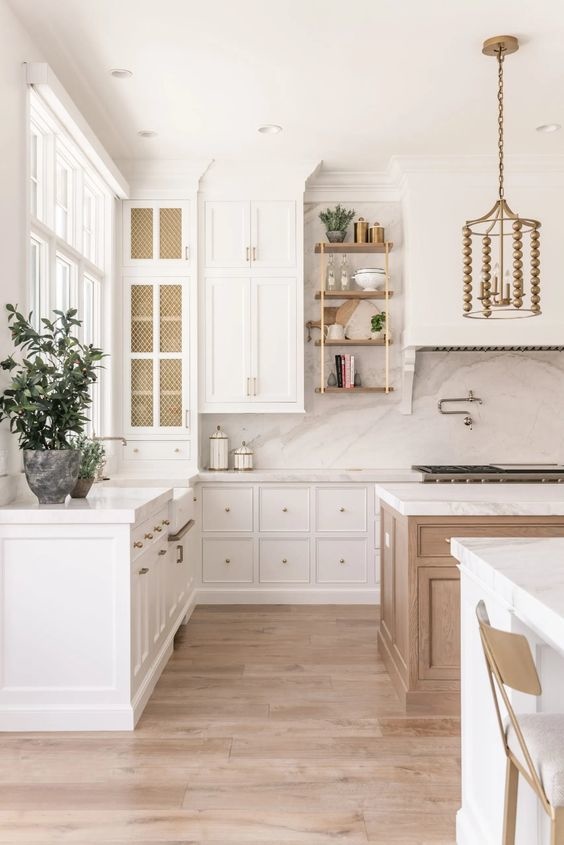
203 537 254 583
198 482 377 599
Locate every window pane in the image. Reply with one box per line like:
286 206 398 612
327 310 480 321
55 256 72 312
56 156 72 242
30 237 44 326
30 127 43 220
83 187 97 264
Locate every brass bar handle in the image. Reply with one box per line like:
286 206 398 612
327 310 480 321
253 377 257 396
158 549 167 556
185 245 190 261
138 567 149 575
246 247 250 262
176 544 184 564
185 410 191 430
252 246 257 262
133 541 143 549
246 377 251 397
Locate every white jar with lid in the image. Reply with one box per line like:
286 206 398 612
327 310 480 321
209 425 229 470
233 441 254 471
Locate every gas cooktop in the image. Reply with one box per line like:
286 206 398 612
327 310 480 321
413 464 564 483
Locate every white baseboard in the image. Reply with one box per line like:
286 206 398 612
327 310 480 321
456 806 496 845
194 587 380 605
0 706 136 732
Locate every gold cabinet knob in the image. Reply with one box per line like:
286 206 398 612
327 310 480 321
133 448 139 453
445 538 451 543
282 507 288 512
138 567 149 575
339 507 345 512
339 558 345 564
225 506 230 512
154 525 162 532
158 549 167 556
225 558 231 564
174 448 180 453
162 519 170 526
144 532 153 540
282 558 288 563
133 540 143 549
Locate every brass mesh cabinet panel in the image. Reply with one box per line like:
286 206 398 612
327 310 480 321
131 359 153 426
131 285 154 353
159 208 182 260
130 208 153 260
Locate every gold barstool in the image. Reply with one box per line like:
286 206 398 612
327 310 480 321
476 600 564 845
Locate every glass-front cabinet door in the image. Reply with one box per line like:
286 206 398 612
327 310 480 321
126 278 190 434
123 201 191 268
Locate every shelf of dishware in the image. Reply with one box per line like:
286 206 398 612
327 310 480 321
314 242 394 254
315 387 395 394
314 290 393 300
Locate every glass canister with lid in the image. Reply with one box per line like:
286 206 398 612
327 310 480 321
233 441 254 471
209 425 229 470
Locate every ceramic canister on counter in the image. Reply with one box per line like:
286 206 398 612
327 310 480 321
233 441 254 471
353 217 369 243
209 425 229 470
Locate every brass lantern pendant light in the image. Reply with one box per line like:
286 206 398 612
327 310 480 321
463 35 541 319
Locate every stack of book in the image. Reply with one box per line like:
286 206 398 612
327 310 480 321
334 354 355 388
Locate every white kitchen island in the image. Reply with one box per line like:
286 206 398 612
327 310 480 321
0 486 196 731
453 536 564 845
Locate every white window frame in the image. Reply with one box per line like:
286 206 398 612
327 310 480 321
28 89 114 436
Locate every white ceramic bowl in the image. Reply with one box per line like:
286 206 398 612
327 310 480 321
353 268 386 291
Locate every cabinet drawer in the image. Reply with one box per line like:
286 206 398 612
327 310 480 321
316 488 367 533
259 487 310 532
259 538 310 583
316 538 367 583
125 440 191 461
202 538 253 583
417 521 564 558
202 487 253 532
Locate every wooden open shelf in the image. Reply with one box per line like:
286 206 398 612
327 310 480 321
315 338 390 347
315 387 394 394
314 242 393 254
315 290 393 300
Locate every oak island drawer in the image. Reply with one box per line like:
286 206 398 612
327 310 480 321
125 440 191 461
259 538 310 583
259 487 310 532
316 538 368 583
202 487 253 532
416 522 564 558
316 487 367 533
202 538 253 583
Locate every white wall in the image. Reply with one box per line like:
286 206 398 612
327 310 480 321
0 0 45 497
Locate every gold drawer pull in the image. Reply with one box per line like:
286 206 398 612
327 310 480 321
445 538 451 543
339 558 346 564
144 532 153 540
133 540 143 549
225 506 230 512
154 525 163 532
158 549 167 556
225 558 231 564
282 507 288 512
282 558 288 563
138 567 149 575
162 519 170 526
339 507 345 512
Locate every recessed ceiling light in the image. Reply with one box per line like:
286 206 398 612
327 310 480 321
110 68 133 79
257 124 283 135
137 130 158 138
536 123 561 133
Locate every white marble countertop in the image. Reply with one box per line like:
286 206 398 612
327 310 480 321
452 536 564 655
197 468 421 483
375 482 564 516
0 486 173 525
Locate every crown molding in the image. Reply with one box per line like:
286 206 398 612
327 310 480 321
305 165 401 202
115 158 213 198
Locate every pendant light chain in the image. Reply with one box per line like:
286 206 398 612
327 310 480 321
497 46 504 200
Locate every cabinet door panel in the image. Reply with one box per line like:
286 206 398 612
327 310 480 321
251 277 296 402
316 487 367 533
316 538 367 584
204 277 250 404
124 201 190 267
202 538 253 583
205 201 250 268
417 565 460 681
259 538 310 583
251 201 296 268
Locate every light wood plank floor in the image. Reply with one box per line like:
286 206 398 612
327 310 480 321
0 605 460 843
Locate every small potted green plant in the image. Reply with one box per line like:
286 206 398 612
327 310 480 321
319 204 356 243
371 312 386 338
69 436 106 498
0 306 105 504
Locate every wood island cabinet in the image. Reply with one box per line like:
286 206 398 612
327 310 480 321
378 502 564 714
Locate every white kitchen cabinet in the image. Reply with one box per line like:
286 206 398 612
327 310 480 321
202 486 253 533
259 486 310 532
125 278 190 436
316 488 367 533
202 537 254 583
123 200 191 268
316 538 368 584
202 276 299 411
204 200 295 269
259 538 310 583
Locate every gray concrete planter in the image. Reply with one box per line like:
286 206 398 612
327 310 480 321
23 450 81 504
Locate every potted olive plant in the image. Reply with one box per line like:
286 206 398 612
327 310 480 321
69 435 106 498
319 204 356 243
0 306 105 504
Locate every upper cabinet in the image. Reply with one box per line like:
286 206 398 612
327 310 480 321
205 200 296 269
123 201 191 268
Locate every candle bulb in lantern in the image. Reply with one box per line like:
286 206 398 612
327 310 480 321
492 262 500 295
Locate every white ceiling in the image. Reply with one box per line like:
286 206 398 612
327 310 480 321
9 0 564 170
